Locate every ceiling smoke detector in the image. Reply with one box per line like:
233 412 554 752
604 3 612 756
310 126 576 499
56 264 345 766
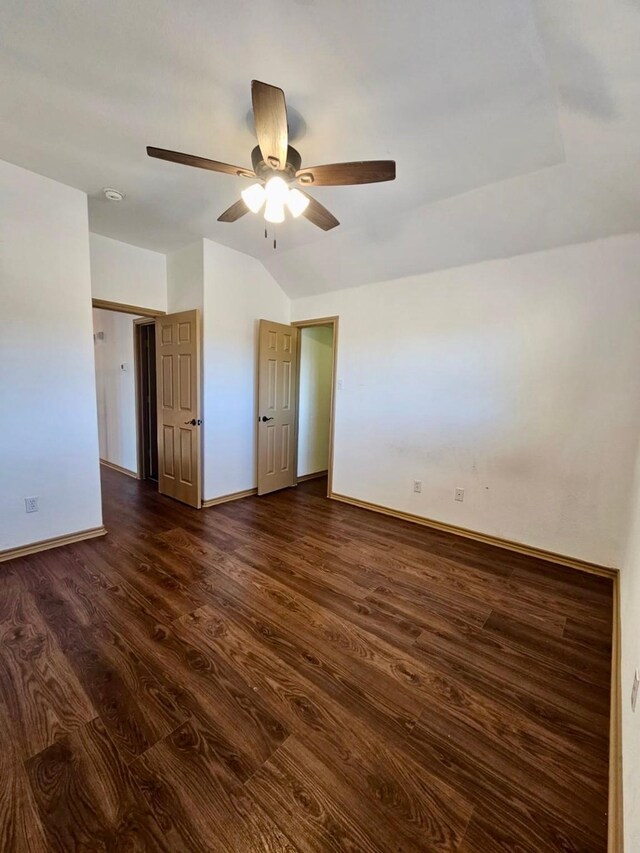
103 187 125 202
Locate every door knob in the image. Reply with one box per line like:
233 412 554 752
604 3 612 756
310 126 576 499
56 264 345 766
184 419 202 425
261 416 274 422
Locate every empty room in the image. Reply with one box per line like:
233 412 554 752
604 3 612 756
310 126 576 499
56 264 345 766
1 1 639 851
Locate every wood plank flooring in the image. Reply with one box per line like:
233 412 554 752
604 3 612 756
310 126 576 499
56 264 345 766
0 469 612 851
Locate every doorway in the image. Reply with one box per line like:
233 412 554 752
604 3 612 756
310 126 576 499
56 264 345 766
92 300 202 507
295 322 334 487
256 316 338 497
92 303 159 483
134 319 159 481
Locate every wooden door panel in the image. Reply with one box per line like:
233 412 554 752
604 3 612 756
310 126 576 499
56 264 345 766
162 427 175 478
257 320 298 496
156 310 201 508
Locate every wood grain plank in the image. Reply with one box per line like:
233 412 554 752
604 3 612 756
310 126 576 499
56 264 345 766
181 606 473 851
0 699 48 852
248 735 426 853
131 718 298 852
159 527 422 648
93 578 290 781
25 717 172 852
0 572 95 759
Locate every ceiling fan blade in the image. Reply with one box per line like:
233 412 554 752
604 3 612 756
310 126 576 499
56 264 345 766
147 147 255 178
251 80 288 171
217 199 250 223
296 160 396 186
301 193 339 231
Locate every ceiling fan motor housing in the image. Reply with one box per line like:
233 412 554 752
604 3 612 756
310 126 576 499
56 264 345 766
251 145 302 183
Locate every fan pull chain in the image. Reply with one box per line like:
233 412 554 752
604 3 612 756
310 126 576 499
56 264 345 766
263 226 278 249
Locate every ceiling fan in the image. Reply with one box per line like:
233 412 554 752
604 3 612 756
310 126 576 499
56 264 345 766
147 80 395 232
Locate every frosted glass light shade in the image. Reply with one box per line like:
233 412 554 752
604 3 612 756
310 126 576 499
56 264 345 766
264 176 289 205
241 183 265 213
264 197 285 223
286 188 310 218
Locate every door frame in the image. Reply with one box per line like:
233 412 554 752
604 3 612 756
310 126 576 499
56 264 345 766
133 317 158 481
291 316 339 497
92 298 165 318
92 299 165 485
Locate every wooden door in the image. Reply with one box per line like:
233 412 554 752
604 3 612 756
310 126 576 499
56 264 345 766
155 310 201 508
257 320 298 496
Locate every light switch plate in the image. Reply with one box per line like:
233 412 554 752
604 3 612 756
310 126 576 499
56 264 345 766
632 669 639 712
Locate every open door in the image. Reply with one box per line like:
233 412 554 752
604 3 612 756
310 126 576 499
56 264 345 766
156 310 201 508
257 319 298 496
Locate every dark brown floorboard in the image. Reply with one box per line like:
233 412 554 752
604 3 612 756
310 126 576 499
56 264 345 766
0 469 612 851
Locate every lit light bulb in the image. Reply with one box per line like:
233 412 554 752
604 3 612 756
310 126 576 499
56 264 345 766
286 188 310 218
264 197 285 223
241 183 265 214
264 176 289 205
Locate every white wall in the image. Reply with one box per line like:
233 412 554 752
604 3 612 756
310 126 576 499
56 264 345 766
0 159 102 550
622 440 640 851
164 238 290 501
293 233 640 568
202 240 290 500
166 241 204 315
90 232 167 311
298 326 333 477
93 308 140 474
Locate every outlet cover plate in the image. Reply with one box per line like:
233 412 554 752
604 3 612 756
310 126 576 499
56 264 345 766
25 496 39 513
455 488 464 502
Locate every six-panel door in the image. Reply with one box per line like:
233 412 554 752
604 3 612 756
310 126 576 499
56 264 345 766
257 320 298 496
155 310 201 508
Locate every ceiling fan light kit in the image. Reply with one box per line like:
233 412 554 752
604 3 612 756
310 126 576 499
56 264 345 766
242 178 310 222
147 80 396 237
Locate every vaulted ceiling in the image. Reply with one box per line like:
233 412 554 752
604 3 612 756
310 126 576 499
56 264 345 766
1 0 639 297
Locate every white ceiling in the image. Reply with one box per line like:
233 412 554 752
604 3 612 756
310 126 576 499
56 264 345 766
1 0 639 297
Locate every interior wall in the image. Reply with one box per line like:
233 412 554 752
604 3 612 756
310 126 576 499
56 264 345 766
292 233 640 568
90 232 167 311
166 241 204 315
0 159 102 551
622 440 640 850
297 325 333 478
93 308 140 474
201 239 290 500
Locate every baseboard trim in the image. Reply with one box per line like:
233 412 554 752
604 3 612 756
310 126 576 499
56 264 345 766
297 470 328 483
330 492 617 579
100 459 139 479
608 573 623 852
202 488 257 508
0 526 107 564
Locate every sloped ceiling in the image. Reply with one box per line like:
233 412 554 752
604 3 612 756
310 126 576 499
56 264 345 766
1 0 639 297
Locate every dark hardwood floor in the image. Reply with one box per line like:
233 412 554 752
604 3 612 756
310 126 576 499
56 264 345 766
0 469 612 851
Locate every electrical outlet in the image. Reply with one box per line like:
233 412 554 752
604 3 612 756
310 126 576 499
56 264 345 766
413 480 422 494
632 669 639 712
454 488 464 502
24 496 39 513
